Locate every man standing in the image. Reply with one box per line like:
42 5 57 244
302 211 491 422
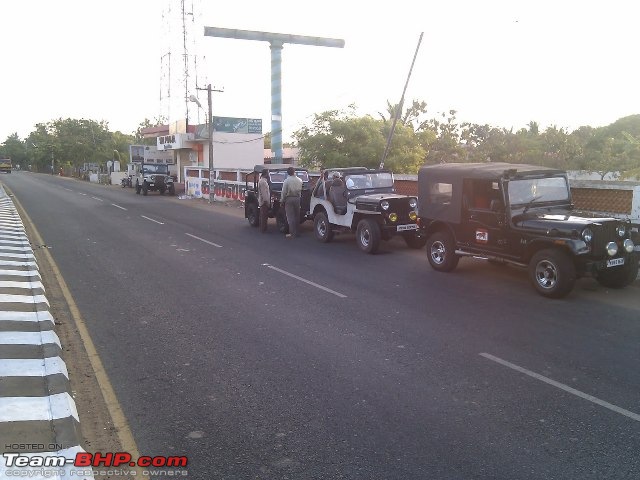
280 166 303 238
257 170 271 233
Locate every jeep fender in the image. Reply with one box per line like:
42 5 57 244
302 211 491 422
524 238 588 262
422 220 456 242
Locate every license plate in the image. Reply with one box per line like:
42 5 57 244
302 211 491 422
397 224 417 232
607 258 625 267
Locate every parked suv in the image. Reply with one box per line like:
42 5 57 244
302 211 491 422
135 163 175 196
309 167 426 253
417 162 638 298
244 165 312 233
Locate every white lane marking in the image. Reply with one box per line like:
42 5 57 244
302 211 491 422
0 280 44 290
0 245 33 251
141 215 164 225
0 330 61 347
0 234 28 240
0 356 69 378
0 294 49 305
0 239 29 245
64 188 73 191
0 392 79 422
0 310 53 322
0 260 37 267
185 233 222 248
480 352 640 422
91 196 103 202
0 269 41 277
0 252 34 259
263 263 347 298
78 192 87 196
111 203 127 211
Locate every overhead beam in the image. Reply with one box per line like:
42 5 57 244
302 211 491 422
204 26 344 162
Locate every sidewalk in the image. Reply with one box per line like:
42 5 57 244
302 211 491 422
0 186 92 479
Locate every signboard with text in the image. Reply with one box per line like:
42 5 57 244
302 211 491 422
213 117 262 134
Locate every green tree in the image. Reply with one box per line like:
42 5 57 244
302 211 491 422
0 133 28 168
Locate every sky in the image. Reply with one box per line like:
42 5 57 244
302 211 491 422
2 0 639 143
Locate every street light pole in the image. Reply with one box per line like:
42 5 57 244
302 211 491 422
194 84 223 204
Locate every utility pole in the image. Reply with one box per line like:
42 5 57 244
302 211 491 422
196 84 223 203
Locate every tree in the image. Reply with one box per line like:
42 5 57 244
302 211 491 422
0 133 28 168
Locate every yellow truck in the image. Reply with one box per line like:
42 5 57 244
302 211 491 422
0 158 11 174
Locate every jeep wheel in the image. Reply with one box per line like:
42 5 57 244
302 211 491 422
276 210 289 234
529 249 576 298
247 202 259 227
135 182 141 195
142 182 148 196
356 218 381 254
159 186 166 195
596 257 639 289
404 233 427 249
168 185 175 196
314 212 333 243
426 231 459 272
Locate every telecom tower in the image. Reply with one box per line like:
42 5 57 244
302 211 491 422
159 0 207 127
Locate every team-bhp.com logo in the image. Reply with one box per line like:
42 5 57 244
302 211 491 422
3 452 188 469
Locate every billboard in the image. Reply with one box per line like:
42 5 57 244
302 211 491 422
213 116 262 134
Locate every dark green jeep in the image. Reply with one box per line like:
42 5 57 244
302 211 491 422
417 163 638 298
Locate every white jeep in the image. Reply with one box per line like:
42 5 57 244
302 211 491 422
309 167 426 253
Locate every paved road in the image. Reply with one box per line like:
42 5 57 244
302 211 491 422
2 172 639 479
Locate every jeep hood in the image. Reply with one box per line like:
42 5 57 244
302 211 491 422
355 193 409 203
514 208 620 231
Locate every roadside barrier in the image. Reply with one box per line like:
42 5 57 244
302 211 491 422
0 186 94 479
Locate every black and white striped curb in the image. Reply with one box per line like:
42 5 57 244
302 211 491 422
0 187 94 479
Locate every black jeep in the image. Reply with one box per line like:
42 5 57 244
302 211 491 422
417 162 638 298
244 164 312 233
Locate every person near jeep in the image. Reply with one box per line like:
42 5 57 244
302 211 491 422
280 166 303 238
257 170 270 233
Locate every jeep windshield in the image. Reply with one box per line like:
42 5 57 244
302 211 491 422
507 176 570 207
345 172 393 190
142 164 169 174
269 171 309 183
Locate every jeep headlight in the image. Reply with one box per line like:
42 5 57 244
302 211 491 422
616 225 626 237
623 239 634 253
606 241 618 256
408 197 418 209
581 228 593 243
409 211 418 221
388 213 398 222
381 200 390 211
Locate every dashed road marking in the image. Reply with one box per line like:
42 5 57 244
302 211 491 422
480 352 640 422
141 215 164 225
91 196 103 202
263 263 347 298
185 233 222 248
111 203 127 211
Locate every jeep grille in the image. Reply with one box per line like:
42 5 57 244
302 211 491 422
591 222 621 255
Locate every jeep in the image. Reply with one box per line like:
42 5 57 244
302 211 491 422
309 167 426 254
134 163 175 196
417 162 638 298
244 164 312 233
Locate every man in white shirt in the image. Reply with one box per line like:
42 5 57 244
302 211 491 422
280 167 303 237
257 170 270 233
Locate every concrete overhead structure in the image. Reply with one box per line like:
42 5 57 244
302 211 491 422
203 26 345 162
